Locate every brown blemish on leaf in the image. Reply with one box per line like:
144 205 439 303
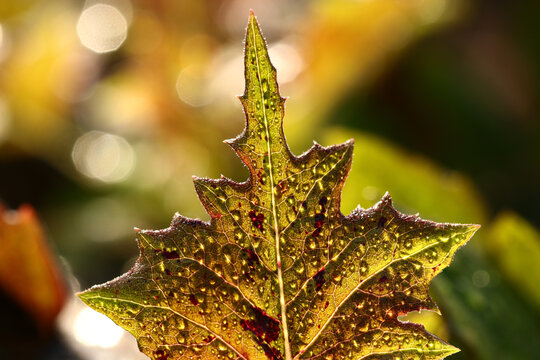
313 268 326 292
189 294 199 306
159 249 180 260
249 210 265 231
241 306 283 359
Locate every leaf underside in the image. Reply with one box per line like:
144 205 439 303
78 13 478 360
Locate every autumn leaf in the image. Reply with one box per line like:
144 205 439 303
78 13 478 360
0 204 66 330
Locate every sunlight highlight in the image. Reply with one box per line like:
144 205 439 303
77 4 128 53
0 97 10 142
72 131 135 183
176 65 212 107
269 42 304 84
74 307 124 348
419 0 448 24
0 23 8 62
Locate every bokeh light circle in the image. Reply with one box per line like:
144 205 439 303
77 4 128 53
72 131 135 183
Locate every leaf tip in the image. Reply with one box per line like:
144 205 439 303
377 191 393 206
247 9 258 29
75 289 92 304
246 9 265 42
463 223 481 241
76 288 107 315
457 223 481 240
223 137 240 150
445 344 461 357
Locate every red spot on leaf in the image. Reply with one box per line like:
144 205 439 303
312 198 327 236
241 306 283 359
257 170 265 185
314 213 325 228
160 250 180 260
248 210 265 231
155 350 168 360
189 294 199 306
242 248 260 265
313 268 326 292
260 343 283 360
240 306 280 343
203 335 215 343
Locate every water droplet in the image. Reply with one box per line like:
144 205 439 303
294 261 305 274
231 210 241 223
360 261 369 276
287 207 296 222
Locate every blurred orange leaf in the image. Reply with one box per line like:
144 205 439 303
0 204 66 330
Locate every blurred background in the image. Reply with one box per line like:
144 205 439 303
0 0 538 359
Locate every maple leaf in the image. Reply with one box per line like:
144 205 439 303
78 13 479 360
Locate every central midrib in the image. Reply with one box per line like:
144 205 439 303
250 21 293 360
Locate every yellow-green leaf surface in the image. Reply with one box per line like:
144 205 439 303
78 13 478 360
